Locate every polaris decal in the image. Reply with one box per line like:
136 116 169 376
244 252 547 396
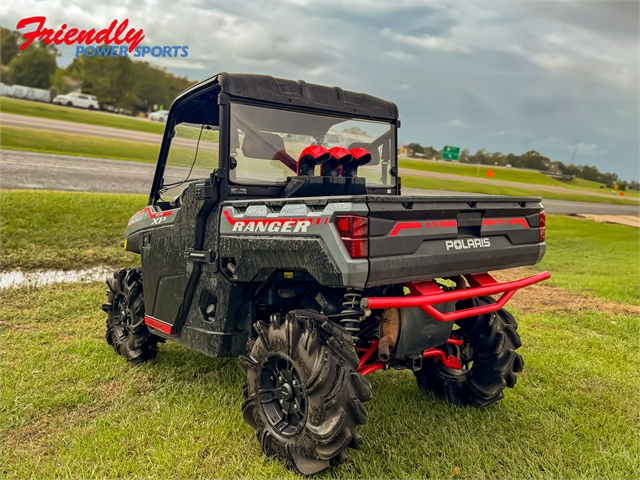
223 209 322 234
445 238 491 250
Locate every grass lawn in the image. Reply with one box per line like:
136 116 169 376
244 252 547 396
1 125 161 163
402 175 638 205
2 189 639 477
1 97 166 135
1 282 637 478
1 190 145 270
400 158 639 198
1 125 218 167
534 215 639 305
3 191 638 308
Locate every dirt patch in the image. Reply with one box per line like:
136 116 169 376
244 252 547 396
572 214 640 228
491 267 640 316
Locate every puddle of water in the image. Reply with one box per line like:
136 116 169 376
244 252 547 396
0 266 113 289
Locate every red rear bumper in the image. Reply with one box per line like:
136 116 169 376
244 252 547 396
360 271 550 322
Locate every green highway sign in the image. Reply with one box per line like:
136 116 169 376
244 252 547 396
441 145 460 161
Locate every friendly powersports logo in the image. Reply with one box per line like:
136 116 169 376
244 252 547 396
16 16 189 58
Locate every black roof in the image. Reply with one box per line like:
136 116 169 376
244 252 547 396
175 72 398 122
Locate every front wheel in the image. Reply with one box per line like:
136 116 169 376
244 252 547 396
240 310 372 475
102 268 160 363
415 296 524 407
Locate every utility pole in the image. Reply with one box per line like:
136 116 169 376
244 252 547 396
570 145 578 165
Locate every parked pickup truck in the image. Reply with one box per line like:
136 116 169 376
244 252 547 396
102 73 549 475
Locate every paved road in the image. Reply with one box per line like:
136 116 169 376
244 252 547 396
3 112 635 204
2 150 638 216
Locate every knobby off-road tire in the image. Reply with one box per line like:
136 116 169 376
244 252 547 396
103 268 160 363
415 295 524 407
239 310 372 475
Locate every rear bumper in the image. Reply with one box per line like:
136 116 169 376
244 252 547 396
366 242 544 287
362 271 551 322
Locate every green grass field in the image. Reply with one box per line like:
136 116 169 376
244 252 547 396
1 125 161 163
0 125 218 168
533 216 639 305
402 175 638 205
1 190 145 270
0 97 166 134
400 158 639 198
3 190 638 305
2 282 637 479
2 189 639 478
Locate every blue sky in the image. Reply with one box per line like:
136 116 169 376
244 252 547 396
2 1 638 180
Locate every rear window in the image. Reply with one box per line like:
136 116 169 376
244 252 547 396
229 103 396 188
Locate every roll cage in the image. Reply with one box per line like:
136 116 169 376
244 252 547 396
148 73 401 206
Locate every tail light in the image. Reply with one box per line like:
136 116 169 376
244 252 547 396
539 210 546 243
335 215 368 259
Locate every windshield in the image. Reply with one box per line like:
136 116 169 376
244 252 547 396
158 122 219 201
229 103 396 187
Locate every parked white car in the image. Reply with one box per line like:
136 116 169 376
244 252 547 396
53 92 100 110
148 110 169 122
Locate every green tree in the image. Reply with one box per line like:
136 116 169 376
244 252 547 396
1 27 20 66
66 55 139 109
133 61 192 112
7 41 58 88
405 143 424 155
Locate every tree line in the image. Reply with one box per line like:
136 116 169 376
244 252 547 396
1 26 194 115
404 142 638 191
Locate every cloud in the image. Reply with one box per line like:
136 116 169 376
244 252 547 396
0 1 636 179
533 137 606 157
488 129 535 139
382 28 471 53
384 50 415 62
444 119 466 128
576 143 607 157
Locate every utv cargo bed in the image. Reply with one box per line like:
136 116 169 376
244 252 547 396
218 194 546 288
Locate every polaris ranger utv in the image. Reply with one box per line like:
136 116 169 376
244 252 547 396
103 73 550 474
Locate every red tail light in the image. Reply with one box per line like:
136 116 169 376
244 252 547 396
335 215 369 259
539 210 546 243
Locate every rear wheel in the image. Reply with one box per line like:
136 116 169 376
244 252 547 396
102 268 160 363
415 296 524 407
240 310 372 475
66 101 73 107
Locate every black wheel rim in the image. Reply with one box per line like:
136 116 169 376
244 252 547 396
259 353 307 437
113 293 130 340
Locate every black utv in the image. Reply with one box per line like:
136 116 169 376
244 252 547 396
103 73 550 474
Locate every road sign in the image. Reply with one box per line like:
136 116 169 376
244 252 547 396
441 145 460 161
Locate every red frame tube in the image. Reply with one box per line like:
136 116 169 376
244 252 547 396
356 340 385 376
423 348 461 369
361 271 550 322
356 336 466 376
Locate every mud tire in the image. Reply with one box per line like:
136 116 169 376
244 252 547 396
415 296 524 407
102 268 160 363
240 310 372 475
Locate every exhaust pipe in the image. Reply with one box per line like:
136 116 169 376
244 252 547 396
378 308 400 362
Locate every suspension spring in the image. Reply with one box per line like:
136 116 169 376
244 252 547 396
339 288 365 341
